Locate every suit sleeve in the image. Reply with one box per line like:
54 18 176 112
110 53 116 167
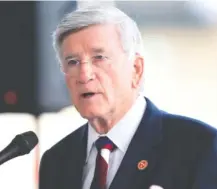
39 150 53 189
192 134 217 189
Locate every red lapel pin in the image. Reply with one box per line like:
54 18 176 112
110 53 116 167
138 160 148 170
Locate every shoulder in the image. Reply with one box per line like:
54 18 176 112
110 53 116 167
161 111 217 138
160 111 217 154
145 97 217 142
42 123 88 158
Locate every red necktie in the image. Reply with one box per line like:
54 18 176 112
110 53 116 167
90 136 116 189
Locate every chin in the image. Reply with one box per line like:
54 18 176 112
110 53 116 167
74 100 107 119
78 108 104 120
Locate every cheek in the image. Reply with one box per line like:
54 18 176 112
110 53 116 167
97 71 114 93
96 67 117 99
114 64 133 88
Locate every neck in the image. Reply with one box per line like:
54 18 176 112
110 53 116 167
89 93 139 134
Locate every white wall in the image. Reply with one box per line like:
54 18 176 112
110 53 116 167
142 27 217 126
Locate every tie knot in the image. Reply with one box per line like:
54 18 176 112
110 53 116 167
95 136 116 152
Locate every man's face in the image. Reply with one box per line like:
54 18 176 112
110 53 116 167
60 24 143 120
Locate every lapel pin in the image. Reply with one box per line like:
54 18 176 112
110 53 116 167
138 160 148 170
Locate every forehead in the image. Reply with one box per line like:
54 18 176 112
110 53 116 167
61 24 124 56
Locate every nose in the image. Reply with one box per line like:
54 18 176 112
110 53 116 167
77 61 95 83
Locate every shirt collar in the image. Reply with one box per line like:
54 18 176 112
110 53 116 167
86 95 146 161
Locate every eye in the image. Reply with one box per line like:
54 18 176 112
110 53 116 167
67 59 79 65
93 55 107 61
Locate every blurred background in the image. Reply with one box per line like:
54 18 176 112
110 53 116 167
0 1 216 189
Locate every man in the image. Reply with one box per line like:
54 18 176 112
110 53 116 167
39 6 217 189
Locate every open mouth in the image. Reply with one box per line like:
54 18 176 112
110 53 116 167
81 92 96 98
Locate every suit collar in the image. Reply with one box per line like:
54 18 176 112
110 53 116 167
109 97 163 189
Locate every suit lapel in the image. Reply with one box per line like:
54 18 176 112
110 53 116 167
109 98 163 189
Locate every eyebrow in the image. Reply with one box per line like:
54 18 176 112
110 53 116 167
90 47 105 54
64 48 106 61
64 54 79 61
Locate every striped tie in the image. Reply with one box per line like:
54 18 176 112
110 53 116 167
90 136 116 189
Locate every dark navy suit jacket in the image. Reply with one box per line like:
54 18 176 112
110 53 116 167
39 98 217 189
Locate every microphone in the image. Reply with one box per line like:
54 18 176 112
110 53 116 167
0 131 38 166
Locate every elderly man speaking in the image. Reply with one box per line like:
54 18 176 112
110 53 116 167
39 5 217 189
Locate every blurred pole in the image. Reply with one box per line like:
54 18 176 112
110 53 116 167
35 1 77 113
0 2 37 114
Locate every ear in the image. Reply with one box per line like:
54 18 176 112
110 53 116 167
132 53 144 88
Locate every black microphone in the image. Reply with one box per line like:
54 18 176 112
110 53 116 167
0 131 38 166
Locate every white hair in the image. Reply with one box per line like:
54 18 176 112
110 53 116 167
52 5 145 93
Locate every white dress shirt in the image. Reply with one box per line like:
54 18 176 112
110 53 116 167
82 95 146 189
